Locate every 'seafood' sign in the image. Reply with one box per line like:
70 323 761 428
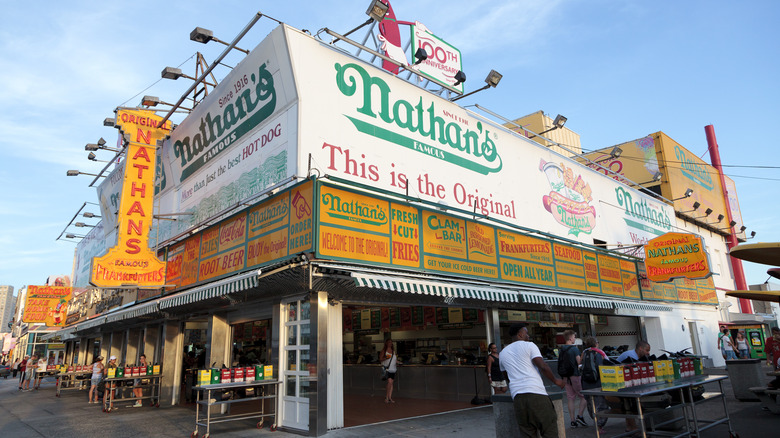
91 109 172 288
644 232 711 283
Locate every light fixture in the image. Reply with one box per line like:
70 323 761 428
87 152 112 163
634 171 663 186
366 0 389 22
739 225 747 232
453 70 467 87
413 48 428 65
190 27 249 54
161 67 193 81
671 188 694 201
718 220 738 231
748 231 757 239
141 95 192 111
526 113 568 139
65 233 85 239
85 141 121 153
74 222 95 228
83 212 101 218
450 70 502 102
696 207 713 218
683 201 701 213
103 118 115 127
594 146 623 163
67 170 105 178
715 214 725 222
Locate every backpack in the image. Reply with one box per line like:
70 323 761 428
581 349 599 383
557 346 577 377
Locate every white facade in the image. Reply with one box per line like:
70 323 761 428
0 285 14 331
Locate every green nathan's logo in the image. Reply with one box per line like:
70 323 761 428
321 192 388 226
335 63 502 175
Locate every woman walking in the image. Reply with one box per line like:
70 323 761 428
380 339 397 403
88 356 104 404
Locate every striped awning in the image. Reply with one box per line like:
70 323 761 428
77 316 107 331
613 301 672 312
521 291 614 309
105 299 160 323
159 270 259 310
40 327 75 341
352 272 519 303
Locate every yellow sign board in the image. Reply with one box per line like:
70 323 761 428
644 232 711 283
92 109 172 288
22 285 72 326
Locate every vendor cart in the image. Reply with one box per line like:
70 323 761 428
192 379 280 438
55 370 92 397
102 374 164 412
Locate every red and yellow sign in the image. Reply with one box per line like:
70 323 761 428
644 232 711 283
92 109 172 288
23 285 72 326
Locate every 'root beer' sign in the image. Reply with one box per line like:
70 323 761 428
91 109 172 288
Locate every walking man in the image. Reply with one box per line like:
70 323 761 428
559 330 588 428
500 323 565 438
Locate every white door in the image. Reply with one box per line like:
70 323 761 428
280 299 311 430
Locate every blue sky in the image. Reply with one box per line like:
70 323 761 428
1 1 778 293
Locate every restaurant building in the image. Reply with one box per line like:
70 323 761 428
50 19 746 435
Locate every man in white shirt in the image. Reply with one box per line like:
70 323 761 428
500 323 565 438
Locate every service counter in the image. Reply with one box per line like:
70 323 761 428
344 364 491 402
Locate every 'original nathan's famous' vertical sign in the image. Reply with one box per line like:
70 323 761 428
91 109 172 287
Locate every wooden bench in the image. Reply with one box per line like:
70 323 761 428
749 387 780 414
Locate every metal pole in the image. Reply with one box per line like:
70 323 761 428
704 125 751 313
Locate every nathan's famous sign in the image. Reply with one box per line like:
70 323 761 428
91 109 172 288
22 285 72 327
643 232 711 283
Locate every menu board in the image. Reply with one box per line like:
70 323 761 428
164 180 314 291
315 183 651 300
637 263 716 305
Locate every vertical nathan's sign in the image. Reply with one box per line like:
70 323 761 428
91 109 172 287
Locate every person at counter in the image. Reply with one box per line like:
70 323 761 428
380 339 398 404
486 343 507 395
616 341 651 362
499 323 565 438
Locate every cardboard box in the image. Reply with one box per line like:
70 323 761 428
198 369 212 386
598 365 625 391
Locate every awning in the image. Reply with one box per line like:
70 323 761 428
159 270 259 310
726 289 780 304
77 316 107 332
39 327 75 341
105 299 160 323
729 242 780 266
352 272 519 303
613 301 673 312
520 291 614 309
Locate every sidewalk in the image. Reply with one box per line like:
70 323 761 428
0 367 776 437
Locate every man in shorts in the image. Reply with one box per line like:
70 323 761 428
22 355 36 391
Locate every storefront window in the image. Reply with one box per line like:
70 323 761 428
342 305 488 365
231 319 270 367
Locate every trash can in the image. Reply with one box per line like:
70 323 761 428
725 358 763 401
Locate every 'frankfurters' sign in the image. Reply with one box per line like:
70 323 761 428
643 232 711 283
